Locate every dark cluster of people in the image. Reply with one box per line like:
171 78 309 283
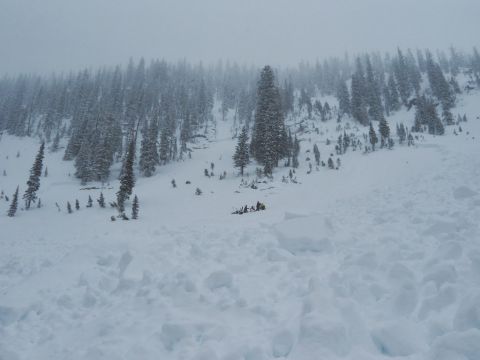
232 201 266 215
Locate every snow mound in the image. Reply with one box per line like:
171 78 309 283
453 186 478 200
272 330 295 357
273 216 334 254
453 292 480 331
205 271 233 290
370 321 425 357
430 329 480 360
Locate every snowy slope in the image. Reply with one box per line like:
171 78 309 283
1 91 480 360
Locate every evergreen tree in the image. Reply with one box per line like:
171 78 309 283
313 144 320 166
7 186 19 217
51 132 60 152
328 157 335 169
369 123 378 151
351 59 369 125
132 195 139 219
394 49 413 105
159 128 170 165
75 199 80 210
337 80 351 117
426 52 455 110
23 142 45 209
365 55 384 122
139 118 159 177
117 139 136 212
387 75 401 111
98 192 105 208
67 201 72 214
414 96 445 135
378 118 391 147
251 66 287 175
292 136 300 169
233 126 250 176
87 195 93 208
442 108 454 126
396 123 407 144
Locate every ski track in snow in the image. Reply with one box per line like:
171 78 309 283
1 93 480 359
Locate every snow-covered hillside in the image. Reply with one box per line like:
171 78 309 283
1 90 480 360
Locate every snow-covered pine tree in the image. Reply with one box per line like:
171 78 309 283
365 55 384 122
387 74 401 112
23 142 45 209
233 126 250 176
351 59 369 125
139 118 159 177
313 144 320 166
251 66 287 175
426 52 455 110
442 108 454 126
132 195 139 219
394 49 413 105
98 192 105 208
378 118 391 147
159 126 170 165
292 136 300 169
51 132 61 152
369 123 378 151
328 157 335 169
7 186 19 217
337 80 351 117
396 123 407 144
117 139 136 212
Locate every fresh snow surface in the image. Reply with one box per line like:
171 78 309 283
1 91 480 360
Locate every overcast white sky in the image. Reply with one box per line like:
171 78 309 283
0 0 479 75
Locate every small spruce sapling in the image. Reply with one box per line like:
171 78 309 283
7 186 19 217
132 195 139 219
87 195 93 208
75 199 80 210
67 201 72 214
369 123 378 151
328 157 335 169
98 192 105 208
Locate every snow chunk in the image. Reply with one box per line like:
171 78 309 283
453 292 480 331
118 251 133 276
0 306 17 326
299 315 351 356
160 323 187 351
205 271 233 290
371 321 424 356
430 329 480 360
272 330 294 357
453 186 478 200
422 264 457 288
274 216 333 255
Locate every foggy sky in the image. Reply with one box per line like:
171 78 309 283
1 0 479 75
